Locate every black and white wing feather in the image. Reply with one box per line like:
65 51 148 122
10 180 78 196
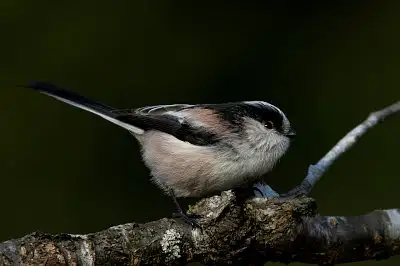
135 104 195 115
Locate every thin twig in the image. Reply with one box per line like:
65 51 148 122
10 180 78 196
286 101 400 196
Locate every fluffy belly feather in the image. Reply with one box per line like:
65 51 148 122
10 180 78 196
137 131 277 197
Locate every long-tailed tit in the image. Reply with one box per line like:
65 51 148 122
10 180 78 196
23 82 296 226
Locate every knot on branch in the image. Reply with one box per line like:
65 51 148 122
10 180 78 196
185 191 318 264
245 196 317 246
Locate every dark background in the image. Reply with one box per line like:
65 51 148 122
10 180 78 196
1 1 399 265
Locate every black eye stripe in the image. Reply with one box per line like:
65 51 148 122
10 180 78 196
241 104 283 131
193 102 286 133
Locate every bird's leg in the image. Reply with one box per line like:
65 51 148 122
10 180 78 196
233 184 275 202
253 181 311 201
170 190 201 228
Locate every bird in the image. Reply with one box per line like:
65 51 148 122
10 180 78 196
22 81 296 226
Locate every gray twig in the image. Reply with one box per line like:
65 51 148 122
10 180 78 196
285 101 400 196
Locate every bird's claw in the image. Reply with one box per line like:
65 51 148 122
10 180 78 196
172 212 201 228
275 181 312 202
253 183 279 199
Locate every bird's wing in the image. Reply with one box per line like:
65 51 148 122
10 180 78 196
109 104 219 145
116 112 218 146
108 104 196 117
134 104 196 115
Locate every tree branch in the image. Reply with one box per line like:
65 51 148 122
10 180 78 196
2 195 400 265
1 101 399 265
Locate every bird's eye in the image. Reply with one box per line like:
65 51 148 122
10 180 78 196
264 121 274 129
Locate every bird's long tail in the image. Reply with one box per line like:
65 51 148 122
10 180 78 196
23 81 144 134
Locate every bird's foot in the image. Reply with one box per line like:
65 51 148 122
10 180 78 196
169 189 201 228
172 211 201 228
275 180 312 202
253 183 279 199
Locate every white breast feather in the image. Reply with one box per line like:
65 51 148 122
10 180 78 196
136 116 290 197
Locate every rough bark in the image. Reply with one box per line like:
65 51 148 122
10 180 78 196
1 192 400 265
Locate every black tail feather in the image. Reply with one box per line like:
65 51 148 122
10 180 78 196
21 81 144 134
24 81 116 114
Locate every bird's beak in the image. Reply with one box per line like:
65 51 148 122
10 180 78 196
285 130 296 139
